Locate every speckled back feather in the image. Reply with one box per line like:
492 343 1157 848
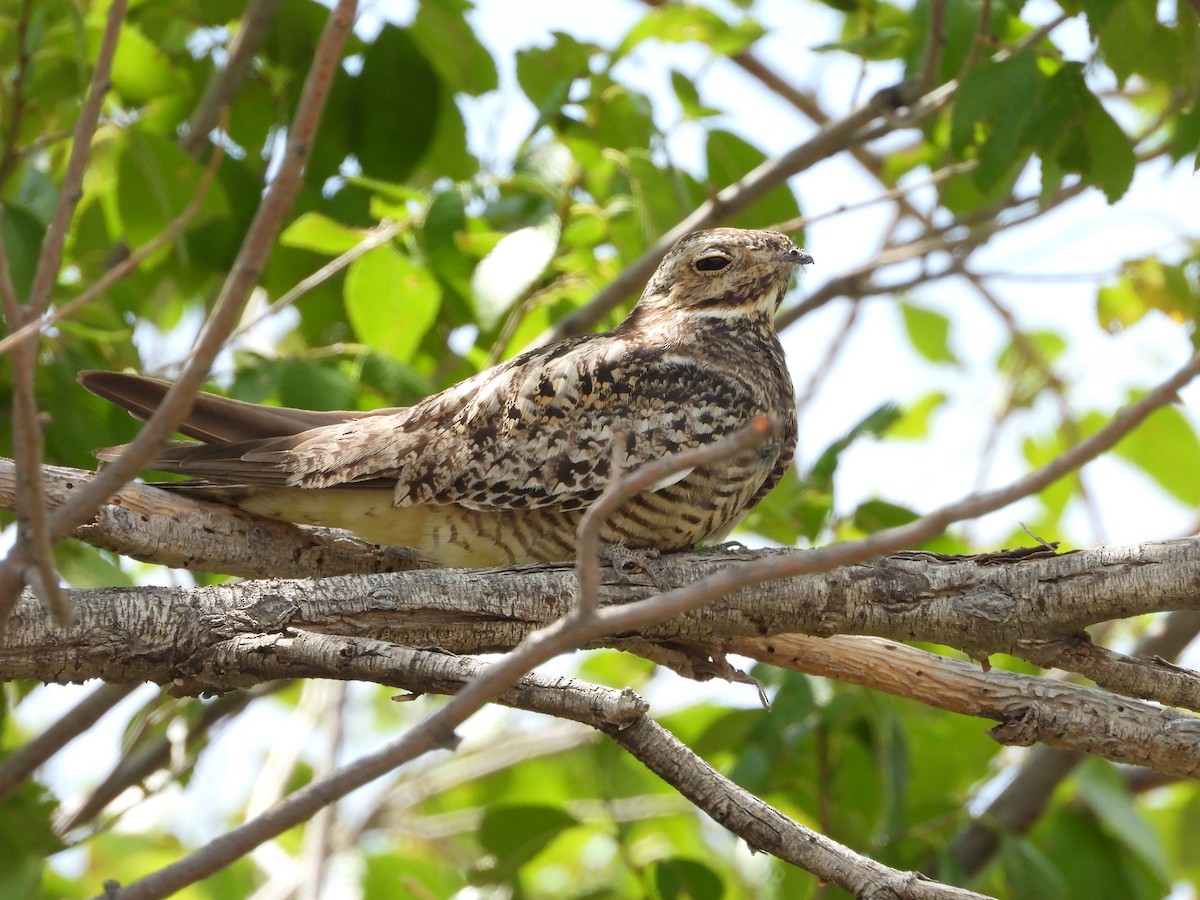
82 227 811 565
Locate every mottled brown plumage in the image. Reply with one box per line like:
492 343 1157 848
82 228 811 567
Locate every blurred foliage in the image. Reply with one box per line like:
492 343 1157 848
2 0 1200 897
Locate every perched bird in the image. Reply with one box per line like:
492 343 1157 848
82 228 812 567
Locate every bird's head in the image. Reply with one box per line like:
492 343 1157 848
628 228 813 327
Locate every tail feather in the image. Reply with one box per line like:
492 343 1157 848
78 371 392 444
79 370 404 486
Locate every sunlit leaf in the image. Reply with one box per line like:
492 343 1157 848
477 804 578 875
345 245 442 362
411 0 498 95
470 217 561 329
1114 402 1200 506
890 390 947 439
653 858 725 900
899 301 958 364
280 212 365 255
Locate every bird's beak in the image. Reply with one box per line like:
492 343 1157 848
783 248 814 267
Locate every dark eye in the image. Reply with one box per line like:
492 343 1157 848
695 254 731 273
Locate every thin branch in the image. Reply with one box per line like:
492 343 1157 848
768 160 976 236
1014 633 1200 715
27 0 126 320
602 715 991 899
58 688 276 834
218 216 412 356
919 0 949 91
0 0 127 625
0 217 68 622
0 0 34 191
180 0 282 158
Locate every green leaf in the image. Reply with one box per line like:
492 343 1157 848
811 403 902 486
345 245 441 362
671 69 721 119
853 500 919 534
1097 0 1183 86
0 781 63 899
422 187 473 300
951 50 1042 190
1096 257 1200 333
273 359 359 411
996 330 1068 407
280 212 365 255
477 804 577 875
618 4 764 58
890 390 947 439
114 129 227 251
516 32 594 113
704 130 801 228
103 21 188 104
326 25 442 184
652 858 725 900
999 833 1070 900
899 301 958 364
411 0 498 95
0 203 44 300
53 541 134 589
470 217 561 330
1022 64 1135 203
1113 402 1200 506
1076 760 1168 880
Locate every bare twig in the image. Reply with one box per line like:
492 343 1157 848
181 0 282 158
0 0 33 191
0 232 68 623
919 0 949 91
602 715 991 899
769 160 976 236
0 0 127 626
58 688 277 834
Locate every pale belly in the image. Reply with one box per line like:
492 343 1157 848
222 462 768 568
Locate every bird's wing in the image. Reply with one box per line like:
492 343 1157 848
216 336 765 511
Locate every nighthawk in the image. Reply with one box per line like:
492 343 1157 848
82 228 812 567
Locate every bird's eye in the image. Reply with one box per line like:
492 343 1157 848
695 254 731 273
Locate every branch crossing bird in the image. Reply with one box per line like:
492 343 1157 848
82 228 812 567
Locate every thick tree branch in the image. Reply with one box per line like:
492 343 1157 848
731 634 1200 779
0 459 430 578
6 539 1200 689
